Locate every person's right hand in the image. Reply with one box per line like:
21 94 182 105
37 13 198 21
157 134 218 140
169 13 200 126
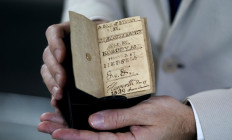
41 22 70 102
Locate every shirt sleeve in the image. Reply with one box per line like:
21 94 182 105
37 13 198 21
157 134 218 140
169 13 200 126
61 0 124 22
187 99 205 140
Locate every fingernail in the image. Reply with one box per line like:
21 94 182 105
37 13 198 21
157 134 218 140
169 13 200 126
54 49 61 62
52 86 58 98
90 113 104 128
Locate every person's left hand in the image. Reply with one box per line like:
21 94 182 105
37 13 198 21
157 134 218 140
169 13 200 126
38 96 196 140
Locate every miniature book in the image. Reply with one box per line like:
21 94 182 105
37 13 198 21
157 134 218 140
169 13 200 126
69 11 155 99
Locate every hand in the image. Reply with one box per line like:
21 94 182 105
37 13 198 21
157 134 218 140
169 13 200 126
38 96 197 140
38 109 68 134
41 22 70 101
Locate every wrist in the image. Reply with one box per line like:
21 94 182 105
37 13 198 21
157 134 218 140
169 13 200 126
183 106 197 140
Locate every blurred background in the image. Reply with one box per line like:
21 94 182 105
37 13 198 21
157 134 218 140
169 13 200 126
0 0 64 139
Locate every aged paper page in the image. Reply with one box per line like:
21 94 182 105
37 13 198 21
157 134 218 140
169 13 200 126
97 17 154 98
143 18 155 94
69 12 104 98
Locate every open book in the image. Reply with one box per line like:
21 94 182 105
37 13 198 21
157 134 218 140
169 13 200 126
69 11 155 99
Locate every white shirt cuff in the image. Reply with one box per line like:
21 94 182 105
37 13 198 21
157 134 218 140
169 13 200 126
187 99 205 140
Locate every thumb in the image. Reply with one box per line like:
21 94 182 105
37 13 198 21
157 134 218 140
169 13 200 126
88 107 145 130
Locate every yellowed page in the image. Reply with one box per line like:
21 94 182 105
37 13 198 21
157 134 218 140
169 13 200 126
69 11 104 98
97 17 154 98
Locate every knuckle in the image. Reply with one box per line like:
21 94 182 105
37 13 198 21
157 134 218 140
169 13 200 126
140 103 153 113
50 63 60 77
111 111 126 128
50 60 57 69
40 64 47 75
42 47 49 62
46 24 59 37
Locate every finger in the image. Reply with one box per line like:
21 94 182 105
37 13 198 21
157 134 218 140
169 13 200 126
89 104 153 130
55 107 62 116
130 125 153 140
43 47 66 88
52 128 135 140
45 22 69 63
51 96 57 107
37 121 67 134
40 112 66 125
41 64 62 99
